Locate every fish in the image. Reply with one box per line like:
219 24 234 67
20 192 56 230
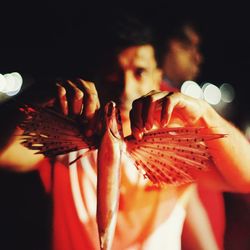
96 101 123 250
19 101 225 249
19 103 225 186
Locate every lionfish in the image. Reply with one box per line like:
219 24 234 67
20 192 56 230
19 101 225 250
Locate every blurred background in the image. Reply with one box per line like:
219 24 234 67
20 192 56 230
1 2 250 132
0 1 249 249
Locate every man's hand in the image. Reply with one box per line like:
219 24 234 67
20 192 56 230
130 90 211 140
56 79 101 137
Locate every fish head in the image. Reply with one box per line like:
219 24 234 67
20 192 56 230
104 101 124 141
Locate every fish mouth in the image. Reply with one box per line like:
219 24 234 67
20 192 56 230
109 127 121 140
107 101 115 117
105 101 123 141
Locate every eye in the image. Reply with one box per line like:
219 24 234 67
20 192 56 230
134 67 147 78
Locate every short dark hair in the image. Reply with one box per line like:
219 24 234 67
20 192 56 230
109 15 154 52
97 12 158 66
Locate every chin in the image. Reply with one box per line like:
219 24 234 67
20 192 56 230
119 102 132 113
118 106 129 120
120 109 130 121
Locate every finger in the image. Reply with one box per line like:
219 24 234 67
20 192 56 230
56 83 68 116
76 79 101 138
77 79 100 119
142 95 156 131
139 90 167 128
160 92 203 127
66 80 84 116
160 92 178 127
130 98 144 140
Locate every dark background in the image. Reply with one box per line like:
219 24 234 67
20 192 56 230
0 2 250 250
1 2 250 127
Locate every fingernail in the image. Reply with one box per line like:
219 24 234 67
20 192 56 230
136 131 143 140
133 129 143 140
145 123 152 131
139 132 143 140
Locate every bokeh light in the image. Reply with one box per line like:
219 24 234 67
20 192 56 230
0 72 23 96
181 80 203 99
0 74 7 92
220 83 235 103
202 83 221 105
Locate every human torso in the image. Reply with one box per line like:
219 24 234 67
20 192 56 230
39 150 191 250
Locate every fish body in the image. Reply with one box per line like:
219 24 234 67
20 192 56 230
96 101 123 250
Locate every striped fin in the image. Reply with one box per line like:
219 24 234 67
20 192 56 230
19 105 95 157
124 127 225 186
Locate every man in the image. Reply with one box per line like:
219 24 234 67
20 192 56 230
156 18 203 91
1 16 250 250
156 19 225 249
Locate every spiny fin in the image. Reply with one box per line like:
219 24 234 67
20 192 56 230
125 127 225 186
19 105 96 157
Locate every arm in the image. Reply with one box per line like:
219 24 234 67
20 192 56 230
0 127 44 172
182 185 219 250
129 91 250 192
197 105 250 192
0 103 44 172
0 79 100 172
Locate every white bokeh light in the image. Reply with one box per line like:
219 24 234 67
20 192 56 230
6 89 22 96
3 74 17 93
203 83 221 105
0 74 7 92
201 82 211 92
181 80 203 99
6 72 23 96
0 72 23 96
220 83 235 103
11 72 23 85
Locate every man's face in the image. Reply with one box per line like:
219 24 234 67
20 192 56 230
162 27 203 86
102 45 161 121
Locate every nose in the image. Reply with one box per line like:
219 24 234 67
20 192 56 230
121 71 137 100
